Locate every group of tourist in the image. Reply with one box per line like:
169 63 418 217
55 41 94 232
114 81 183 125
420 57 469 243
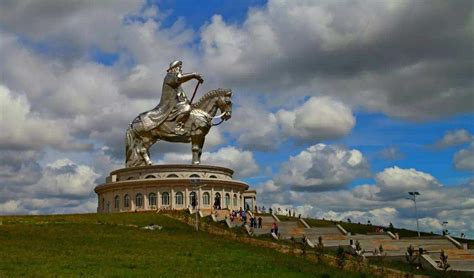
227 209 265 229
249 216 263 229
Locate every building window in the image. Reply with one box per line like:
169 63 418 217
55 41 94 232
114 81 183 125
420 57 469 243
175 191 184 206
162 192 169 206
101 198 105 210
203 192 210 205
145 175 156 179
209 175 217 179
225 193 230 208
167 174 179 178
127 176 134 180
135 193 143 208
190 174 200 178
149 193 157 207
124 194 130 208
189 192 197 207
114 195 120 209
233 194 237 207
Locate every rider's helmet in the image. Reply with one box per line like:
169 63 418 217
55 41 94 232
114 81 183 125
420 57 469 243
167 60 182 72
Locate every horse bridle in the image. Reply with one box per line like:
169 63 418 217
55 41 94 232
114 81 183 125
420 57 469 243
210 95 231 126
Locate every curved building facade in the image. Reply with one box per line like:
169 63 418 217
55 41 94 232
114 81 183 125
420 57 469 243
94 165 257 213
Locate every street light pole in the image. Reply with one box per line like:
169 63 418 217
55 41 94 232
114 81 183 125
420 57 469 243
191 179 205 232
408 191 421 237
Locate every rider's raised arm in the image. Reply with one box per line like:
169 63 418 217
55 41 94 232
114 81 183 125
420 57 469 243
176 72 202 84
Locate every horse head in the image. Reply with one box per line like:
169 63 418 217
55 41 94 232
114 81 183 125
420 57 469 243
216 90 232 121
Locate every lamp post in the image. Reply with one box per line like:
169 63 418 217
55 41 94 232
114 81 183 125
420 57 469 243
191 179 206 232
442 221 448 236
408 191 421 237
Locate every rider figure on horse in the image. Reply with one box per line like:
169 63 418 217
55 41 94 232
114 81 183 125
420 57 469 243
140 60 204 135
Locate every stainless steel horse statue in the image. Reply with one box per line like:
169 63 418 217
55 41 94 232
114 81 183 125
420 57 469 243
125 89 232 167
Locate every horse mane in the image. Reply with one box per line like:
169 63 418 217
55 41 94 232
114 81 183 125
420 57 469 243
191 88 230 109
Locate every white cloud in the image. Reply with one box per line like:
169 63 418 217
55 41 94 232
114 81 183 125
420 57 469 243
0 157 100 215
375 166 442 199
276 97 355 143
0 1 143 56
200 0 474 120
0 85 90 151
276 144 370 191
32 159 100 197
435 129 472 148
158 146 259 178
454 143 474 171
225 96 355 151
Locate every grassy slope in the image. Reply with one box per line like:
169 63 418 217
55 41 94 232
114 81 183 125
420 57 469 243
0 213 372 278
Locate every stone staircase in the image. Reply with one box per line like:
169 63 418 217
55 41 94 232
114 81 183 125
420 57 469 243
350 233 394 254
252 216 276 236
360 236 458 256
213 209 230 221
304 227 348 247
278 221 305 239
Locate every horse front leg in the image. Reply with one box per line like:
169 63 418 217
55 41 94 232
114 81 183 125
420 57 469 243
140 136 155 165
140 146 152 165
191 135 205 165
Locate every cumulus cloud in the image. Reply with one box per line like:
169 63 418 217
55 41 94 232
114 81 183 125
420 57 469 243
0 85 91 151
434 129 472 148
0 150 43 187
200 0 474 120
0 1 143 57
258 169 474 237
0 157 100 215
276 144 370 191
276 97 355 143
454 143 474 171
375 166 442 199
158 146 259 178
225 96 355 151
32 159 100 198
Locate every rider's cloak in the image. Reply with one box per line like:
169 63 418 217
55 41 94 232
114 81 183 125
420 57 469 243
140 72 189 131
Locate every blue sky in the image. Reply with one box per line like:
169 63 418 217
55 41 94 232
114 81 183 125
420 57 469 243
0 0 473 237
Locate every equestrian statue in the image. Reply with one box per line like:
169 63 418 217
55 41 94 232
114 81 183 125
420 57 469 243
125 60 232 167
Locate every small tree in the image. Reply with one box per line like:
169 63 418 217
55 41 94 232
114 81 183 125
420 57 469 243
301 235 308 256
438 249 450 273
315 236 325 263
354 240 364 271
336 246 346 270
388 222 394 231
289 236 296 255
378 244 386 274
405 244 418 275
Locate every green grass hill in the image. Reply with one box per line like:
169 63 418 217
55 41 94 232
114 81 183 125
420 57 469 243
1 212 373 278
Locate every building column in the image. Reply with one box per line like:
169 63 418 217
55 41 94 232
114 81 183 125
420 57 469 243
198 186 203 210
131 191 135 211
211 187 215 209
144 190 148 210
185 187 189 208
221 188 225 209
157 190 161 208
171 187 175 209
230 188 234 210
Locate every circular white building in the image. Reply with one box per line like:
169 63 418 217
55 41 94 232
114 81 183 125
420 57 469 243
95 164 257 213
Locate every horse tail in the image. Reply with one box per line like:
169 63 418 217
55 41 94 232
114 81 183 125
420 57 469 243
125 125 143 168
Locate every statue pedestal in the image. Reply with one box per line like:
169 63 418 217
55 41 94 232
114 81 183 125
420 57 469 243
94 164 256 213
